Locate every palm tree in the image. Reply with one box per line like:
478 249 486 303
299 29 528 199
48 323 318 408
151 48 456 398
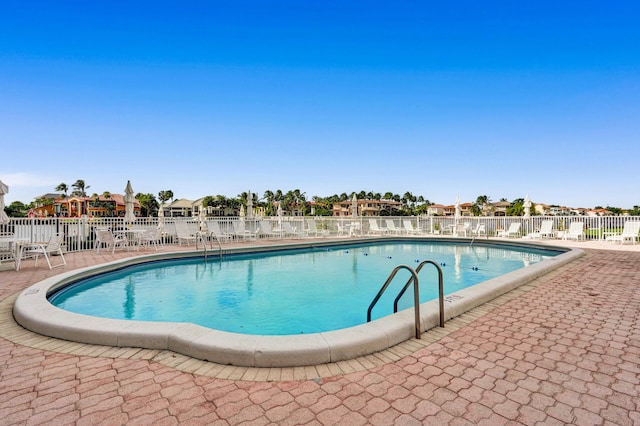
158 190 173 204
71 179 90 197
263 190 275 216
55 183 68 199
474 195 491 216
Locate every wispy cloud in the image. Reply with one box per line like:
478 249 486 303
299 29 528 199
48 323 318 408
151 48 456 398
0 172 60 188
0 172 65 203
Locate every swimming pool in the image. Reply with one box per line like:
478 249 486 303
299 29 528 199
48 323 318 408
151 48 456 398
48 242 559 335
13 238 583 367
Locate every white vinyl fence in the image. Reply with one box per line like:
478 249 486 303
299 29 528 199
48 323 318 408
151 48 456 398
1 215 638 264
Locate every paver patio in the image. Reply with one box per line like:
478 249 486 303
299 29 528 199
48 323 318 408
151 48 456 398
1 239 639 425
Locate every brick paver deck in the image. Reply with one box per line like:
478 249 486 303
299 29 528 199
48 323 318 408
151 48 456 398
1 240 639 425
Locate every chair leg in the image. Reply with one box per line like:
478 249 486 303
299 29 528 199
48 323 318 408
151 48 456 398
43 252 53 269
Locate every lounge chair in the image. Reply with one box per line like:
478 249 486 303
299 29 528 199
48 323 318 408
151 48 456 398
257 221 280 239
526 220 555 239
454 223 471 237
230 221 256 241
174 221 198 246
385 219 402 235
471 223 486 237
403 220 420 235
605 221 640 244
95 228 128 254
20 233 66 270
497 222 521 238
563 222 586 241
305 219 325 237
368 219 388 235
282 222 304 238
208 220 233 242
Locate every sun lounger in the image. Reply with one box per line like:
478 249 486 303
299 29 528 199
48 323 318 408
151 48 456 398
368 219 387 235
174 221 198 245
526 220 555 239
257 221 280 239
497 222 521 238
403 220 420 235
605 221 640 244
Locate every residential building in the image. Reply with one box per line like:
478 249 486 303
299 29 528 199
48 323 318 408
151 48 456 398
332 199 402 217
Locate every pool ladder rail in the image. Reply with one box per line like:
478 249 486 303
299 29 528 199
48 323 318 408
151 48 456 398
367 260 444 339
195 231 224 260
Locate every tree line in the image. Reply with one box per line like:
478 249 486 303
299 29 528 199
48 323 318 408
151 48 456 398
3 180 640 217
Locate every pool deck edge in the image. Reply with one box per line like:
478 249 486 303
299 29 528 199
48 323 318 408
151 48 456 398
12 239 582 368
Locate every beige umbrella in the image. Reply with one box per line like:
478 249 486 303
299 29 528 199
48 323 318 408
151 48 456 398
124 180 135 223
199 205 208 231
523 194 532 234
0 180 9 225
351 194 358 217
523 194 531 218
454 196 461 236
157 202 165 230
246 190 253 218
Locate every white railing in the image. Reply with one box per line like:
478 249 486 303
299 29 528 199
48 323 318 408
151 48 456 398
1 215 638 262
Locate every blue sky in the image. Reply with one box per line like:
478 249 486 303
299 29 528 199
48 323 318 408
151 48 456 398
1 1 639 208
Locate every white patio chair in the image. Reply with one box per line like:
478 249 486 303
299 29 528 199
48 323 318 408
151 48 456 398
257 221 280 239
454 223 470 237
526 220 555 239
368 219 388 235
471 223 486 237
208 220 233 242
305 219 325 237
385 219 402 235
605 221 640 244
95 228 128 254
230 221 256 241
497 222 521 238
174 221 198 245
562 222 586 241
139 227 162 251
403 220 420 235
282 222 304 238
20 233 66 270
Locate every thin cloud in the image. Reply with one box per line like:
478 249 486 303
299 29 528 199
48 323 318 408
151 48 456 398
0 172 60 188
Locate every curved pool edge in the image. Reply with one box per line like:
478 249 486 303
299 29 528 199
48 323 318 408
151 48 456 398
12 239 584 367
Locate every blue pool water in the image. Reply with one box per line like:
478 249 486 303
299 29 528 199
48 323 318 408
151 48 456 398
49 242 559 335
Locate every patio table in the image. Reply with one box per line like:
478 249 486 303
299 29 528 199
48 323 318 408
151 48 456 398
114 229 148 250
0 236 31 270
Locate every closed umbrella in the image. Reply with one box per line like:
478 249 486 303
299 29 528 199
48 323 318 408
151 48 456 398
247 190 253 218
351 194 358 217
0 180 9 225
124 180 135 223
157 202 165 232
523 194 532 234
523 194 531 218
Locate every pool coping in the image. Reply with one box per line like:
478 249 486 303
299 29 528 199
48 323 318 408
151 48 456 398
13 237 584 367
